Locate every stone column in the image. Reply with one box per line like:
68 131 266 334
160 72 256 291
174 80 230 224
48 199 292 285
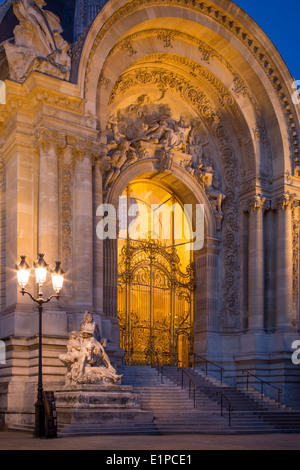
73 140 93 308
36 129 59 268
246 195 266 333
34 129 67 336
93 157 104 314
57 135 73 300
272 193 294 331
194 238 221 355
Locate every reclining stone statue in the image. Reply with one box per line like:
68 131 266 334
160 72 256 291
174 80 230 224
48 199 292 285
59 311 122 385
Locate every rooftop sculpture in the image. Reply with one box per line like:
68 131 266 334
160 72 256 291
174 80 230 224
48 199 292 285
4 0 71 82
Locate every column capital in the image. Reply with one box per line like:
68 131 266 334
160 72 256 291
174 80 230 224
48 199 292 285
33 127 59 152
271 192 299 211
243 194 269 212
70 138 106 166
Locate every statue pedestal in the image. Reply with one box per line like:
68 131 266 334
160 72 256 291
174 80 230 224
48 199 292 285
54 384 154 431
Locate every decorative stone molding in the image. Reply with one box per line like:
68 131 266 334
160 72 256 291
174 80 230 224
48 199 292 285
0 155 5 193
106 28 247 97
120 38 137 57
157 30 176 49
0 90 86 138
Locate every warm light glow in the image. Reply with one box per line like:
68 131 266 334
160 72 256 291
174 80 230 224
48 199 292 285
34 254 48 285
51 262 65 293
35 267 47 285
16 256 31 288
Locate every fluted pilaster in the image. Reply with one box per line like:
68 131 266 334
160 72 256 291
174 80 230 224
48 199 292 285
244 195 267 332
272 193 294 330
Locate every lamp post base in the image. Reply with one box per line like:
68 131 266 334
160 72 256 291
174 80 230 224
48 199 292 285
34 399 45 438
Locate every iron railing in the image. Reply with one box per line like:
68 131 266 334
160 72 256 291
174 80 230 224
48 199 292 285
242 370 283 408
191 353 224 384
178 368 197 409
216 391 233 427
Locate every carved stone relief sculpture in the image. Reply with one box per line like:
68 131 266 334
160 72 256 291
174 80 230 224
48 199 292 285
104 97 225 229
4 0 71 82
59 311 123 385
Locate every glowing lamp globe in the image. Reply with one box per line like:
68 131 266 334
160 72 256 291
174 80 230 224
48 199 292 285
51 262 65 293
34 254 48 285
16 256 31 289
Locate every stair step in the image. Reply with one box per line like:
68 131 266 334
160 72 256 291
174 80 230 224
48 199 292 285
10 366 300 436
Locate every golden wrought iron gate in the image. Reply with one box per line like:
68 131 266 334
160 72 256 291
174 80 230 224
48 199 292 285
118 238 195 366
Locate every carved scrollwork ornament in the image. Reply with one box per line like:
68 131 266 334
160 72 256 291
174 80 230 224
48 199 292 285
0 156 5 192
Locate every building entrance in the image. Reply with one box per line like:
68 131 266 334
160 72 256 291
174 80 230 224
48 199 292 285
117 180 194 366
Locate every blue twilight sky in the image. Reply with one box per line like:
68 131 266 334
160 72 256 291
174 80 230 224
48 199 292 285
0 0 298 78
233 0 298 79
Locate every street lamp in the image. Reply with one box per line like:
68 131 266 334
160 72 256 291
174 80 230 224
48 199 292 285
16 254 65 438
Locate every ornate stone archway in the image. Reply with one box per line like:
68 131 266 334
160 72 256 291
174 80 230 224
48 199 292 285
1 0 300 427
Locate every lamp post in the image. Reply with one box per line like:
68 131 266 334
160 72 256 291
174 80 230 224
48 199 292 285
16 254 65 438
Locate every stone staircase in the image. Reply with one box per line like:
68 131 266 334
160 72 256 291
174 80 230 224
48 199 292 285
122 366 278 434
158 366 300 434
8 366 300 436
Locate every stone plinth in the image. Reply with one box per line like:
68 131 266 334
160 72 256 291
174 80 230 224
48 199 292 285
55 385 154 426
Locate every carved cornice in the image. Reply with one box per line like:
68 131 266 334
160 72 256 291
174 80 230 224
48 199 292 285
0 88 86 134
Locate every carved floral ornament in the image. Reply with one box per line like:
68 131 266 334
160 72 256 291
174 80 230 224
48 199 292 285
83 0 299 172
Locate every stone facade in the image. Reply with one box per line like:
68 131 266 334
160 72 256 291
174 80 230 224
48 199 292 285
0 0 300 427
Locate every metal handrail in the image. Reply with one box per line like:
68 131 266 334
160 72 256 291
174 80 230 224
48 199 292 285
191 353 223 384
216 391 233 427
178 368 197 409
155 358 164 384
242 370 283 408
